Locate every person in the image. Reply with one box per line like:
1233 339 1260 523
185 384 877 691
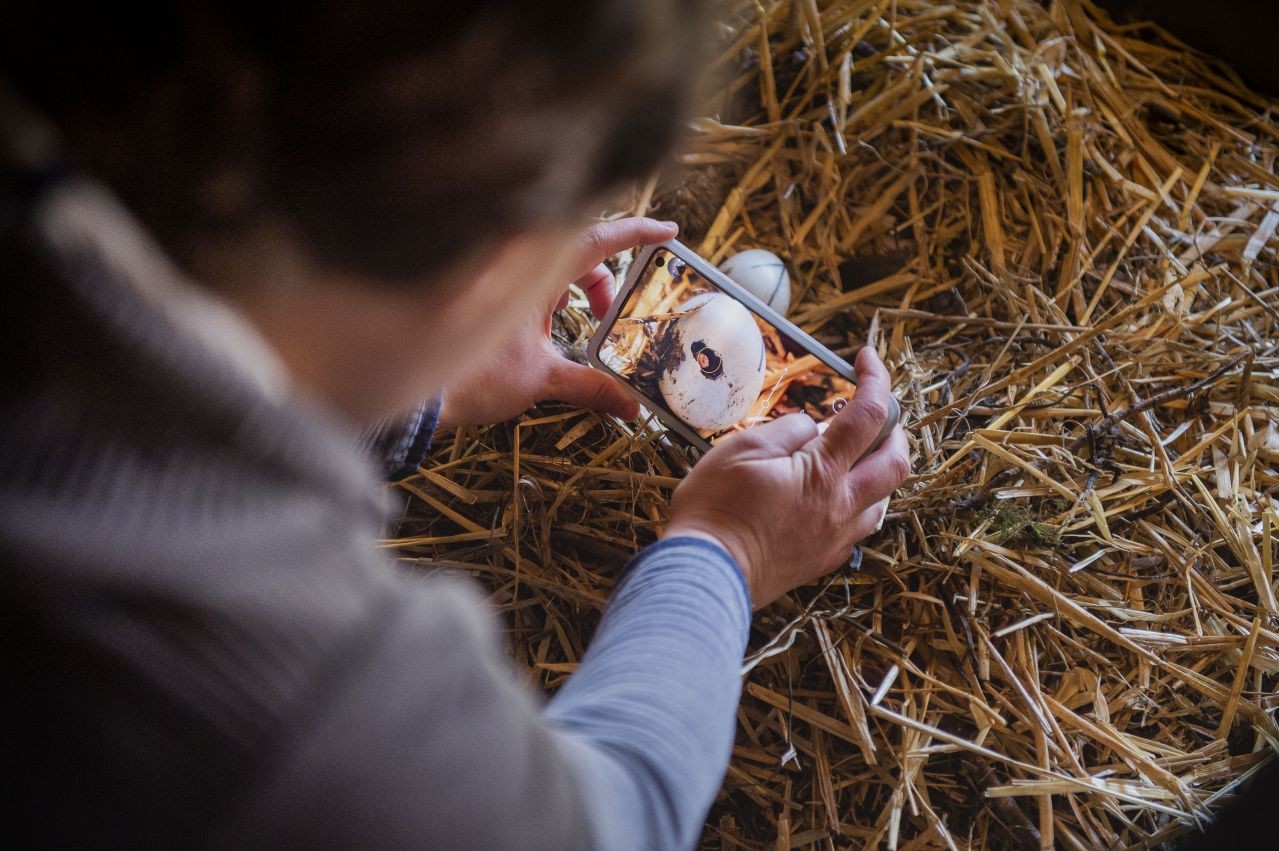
0 2 910 848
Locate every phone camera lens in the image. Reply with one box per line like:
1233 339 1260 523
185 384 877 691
668 259 687 279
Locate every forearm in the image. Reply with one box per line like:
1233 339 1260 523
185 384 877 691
544 537 752 850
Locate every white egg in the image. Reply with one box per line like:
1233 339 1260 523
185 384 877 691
719 249 791 315
658 292 767 432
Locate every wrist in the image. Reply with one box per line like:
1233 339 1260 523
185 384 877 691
662 522 756 606
435 390 460 430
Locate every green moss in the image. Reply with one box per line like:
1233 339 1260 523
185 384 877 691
979 501 1063 548
1029 521 1063 547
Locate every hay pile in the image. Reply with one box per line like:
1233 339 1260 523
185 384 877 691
389 0 1279 847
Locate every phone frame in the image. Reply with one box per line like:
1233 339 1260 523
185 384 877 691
586 238 899 456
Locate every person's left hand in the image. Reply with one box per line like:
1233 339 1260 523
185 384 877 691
436 217 678 429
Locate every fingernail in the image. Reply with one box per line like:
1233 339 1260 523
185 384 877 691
659 220 679 231
873 497 890 532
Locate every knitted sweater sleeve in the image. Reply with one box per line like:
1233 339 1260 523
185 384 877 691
546 537 752 849
215 537 751 851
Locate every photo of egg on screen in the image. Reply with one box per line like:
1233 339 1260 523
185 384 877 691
599 247 857 445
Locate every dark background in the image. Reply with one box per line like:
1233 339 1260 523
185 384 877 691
1100 0 1279 93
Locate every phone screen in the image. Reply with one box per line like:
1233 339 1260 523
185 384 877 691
597 246 857 446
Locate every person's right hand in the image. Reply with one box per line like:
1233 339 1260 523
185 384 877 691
662 346 910 609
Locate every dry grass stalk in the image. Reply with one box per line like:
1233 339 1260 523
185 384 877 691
390 1 1279 847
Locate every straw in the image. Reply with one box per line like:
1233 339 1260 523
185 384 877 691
390 1 1279 846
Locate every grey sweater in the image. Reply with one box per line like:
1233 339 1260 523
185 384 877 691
0 172 751 849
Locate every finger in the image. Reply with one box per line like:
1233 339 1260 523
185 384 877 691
546 358 641 420
707 413 819 462
574 262 616 319
727 412 820 456
554 288 571 313
574 217 678 278
844 425 911 510
814 346 896 471
839 501 893 555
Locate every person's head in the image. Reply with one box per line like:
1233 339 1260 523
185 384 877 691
3 1 709 414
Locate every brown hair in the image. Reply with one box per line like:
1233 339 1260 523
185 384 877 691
2 1 707 282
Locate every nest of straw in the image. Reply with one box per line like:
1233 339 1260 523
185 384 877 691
389 1 1279 847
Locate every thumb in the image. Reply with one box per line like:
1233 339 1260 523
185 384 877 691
546 358 641 420
573 217 679 278
815 346 896 471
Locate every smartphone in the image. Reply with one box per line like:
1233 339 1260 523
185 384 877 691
587 239 898 456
